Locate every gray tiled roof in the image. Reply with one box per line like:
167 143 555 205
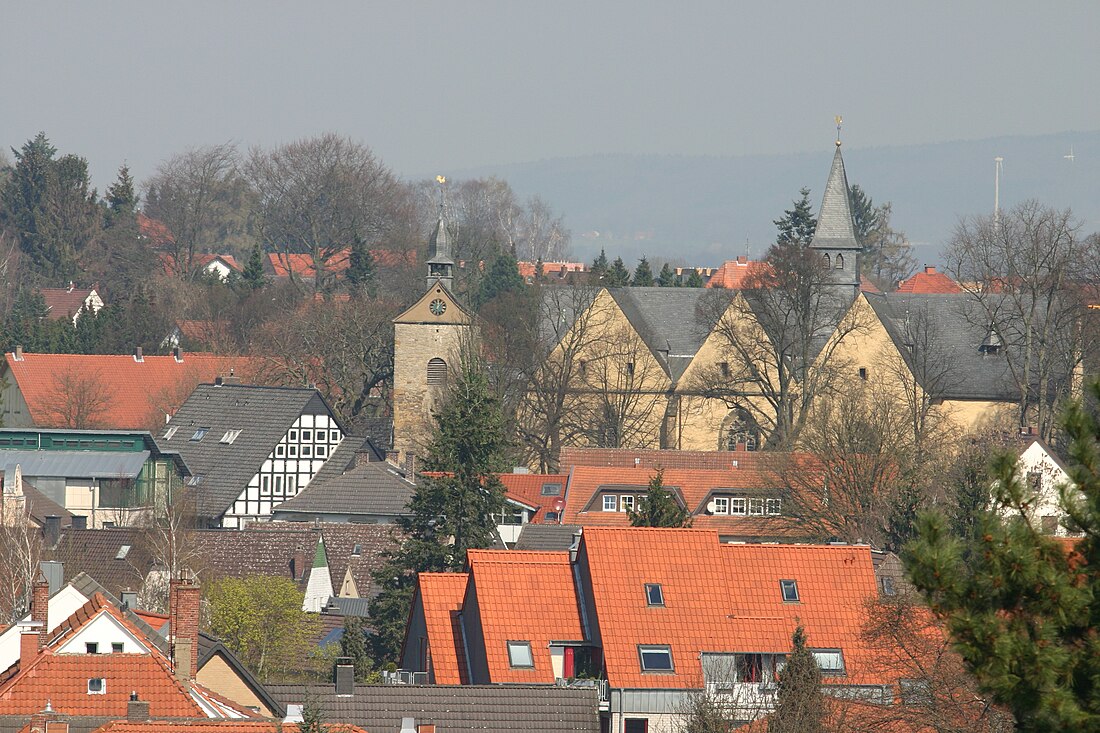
273 442 415 520
46 528 152 599
514 524 583 551
608 287 718 380
811 145 860 252
265 683 600 733
160 384 336 519
864 292 1019 401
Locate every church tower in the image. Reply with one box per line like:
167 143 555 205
810 134 862 300
391 182 472 463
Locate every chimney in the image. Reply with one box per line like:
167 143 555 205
44 515 61 548
14 344 23 361
173 346 183 363
20 628 40 664
169 579 200 682
32 576 49 648
127 693 150 722
72 515 88 530
418 726 436 733
291 547 307 581
133 346 144 362
29 704 65 733
737 255 748 264
405 453 418 478
924 265 936 274
334 657 355 696
121 590 138 611
353 450 374 469
385 450 401 467
67 281 74 293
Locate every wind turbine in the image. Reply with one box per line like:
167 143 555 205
994 156 1004 225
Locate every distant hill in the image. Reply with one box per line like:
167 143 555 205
449 131 1100 268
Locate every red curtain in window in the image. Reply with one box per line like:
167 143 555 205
564 646 575 678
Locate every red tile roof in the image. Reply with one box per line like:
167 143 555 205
498 473 569 523
464 550 584 683
3 352 264 430
92 723 367 733
896 267 962 294
40 287 100 321
414 573 470 685
517 261 586 279
0 650 204 717
706 257 772 289
559 447 765 471
268 249 416 278
137 214 174 247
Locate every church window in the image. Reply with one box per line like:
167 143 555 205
427 358 447 386
724 408 759 452
835 254 844 269
823 254 831 268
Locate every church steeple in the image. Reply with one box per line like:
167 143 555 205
426 175 456 292
810 131 861 298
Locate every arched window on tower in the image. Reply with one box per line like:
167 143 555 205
427 358 447 386
835 253 844 270
723 408 760 452
822 253 831 268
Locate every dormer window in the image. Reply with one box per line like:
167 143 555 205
980 329 1002 355
603 495 618 512
811 649 845 675
780 579 800 603
620 495 635 512
88 678 106 694
645 583 664 607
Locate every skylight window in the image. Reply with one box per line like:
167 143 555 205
164 426 178 440
507 641 534 668
645 583 664 607
116 545 131 560
541 483 563 496
88 678 106 694
811 649 845 675
190 428 209 442
187 475 204 487
780 579 800 603
220 429 242 444
638 645 674 673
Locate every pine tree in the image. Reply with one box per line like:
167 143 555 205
628 470 692 528
300 696 329 733
345 234 376 292
476 251 525 308
774 187 818 246
770 626 825 733
242 243 267 290
657 262 676 287
105 164 137 222
904 376 1100 732
632 256 655 287
368 352 511 663
847 184 879 248
685 268 704 288
606 257 630 287
590 249 609 280
340 617 373 681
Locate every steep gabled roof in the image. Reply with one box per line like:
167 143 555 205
810 145 860 252
2 353 263 431
497 473 569 523
897 266 963 294
273 445 415 520
414 573 470 685
40 287 99 321
706 258 772 290
607 287 721 380
161 384 336 518
46 529 153 601
464 550 584 684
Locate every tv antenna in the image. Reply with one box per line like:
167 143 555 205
1064 146 1075 163
994 156 1004 225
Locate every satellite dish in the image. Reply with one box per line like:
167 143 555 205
706 499 717 515
552 497 566 514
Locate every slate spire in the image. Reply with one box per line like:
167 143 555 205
810 143 860 253
426 175 456 292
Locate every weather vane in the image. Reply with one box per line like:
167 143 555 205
835 116 843 146
435 175 447 208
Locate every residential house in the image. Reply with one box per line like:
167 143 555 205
402 528 898 731
896 265 963 294
1008 435 1078 536
39 284 104 324
1 349 262 431
0 429 189 528
157 252 242 281
159 384 345 527
517 261 587 284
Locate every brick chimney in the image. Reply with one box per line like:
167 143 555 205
168 579 200 682
29 705 67 733
127 692 150 721
32 576 49 649
924 265 936 274
353 449 375 469
20 628 40 665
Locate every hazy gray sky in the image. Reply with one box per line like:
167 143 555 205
2 1 1097 188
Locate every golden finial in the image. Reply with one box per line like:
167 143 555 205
436 175 446 185
835 116 843 147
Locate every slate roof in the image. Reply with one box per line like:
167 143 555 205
2 352 263 431
864 292 1018 401
19 481 74 526
160 384 336 518
272 443 415 520
607 287 719 380
810 145 860 252
40 287 98 321
514 524 583 552
426 213 455 266
46 529 153 600
264 683 600 733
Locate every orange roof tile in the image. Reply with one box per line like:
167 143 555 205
43 593 154 651
92 723 367 733
414 573 470 685
896 267 962 294
3 352 264 430
706 258 772 289
498 473 569 523
137 214 174 247
464 550 584 684
0 650 204 717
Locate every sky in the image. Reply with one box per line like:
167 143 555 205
2 0 1098 190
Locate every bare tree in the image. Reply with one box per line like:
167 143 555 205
245 133 404 293
0 504 42 623
944 201 1097 438
42 366 113 429
135 490 203 612
143 143 252 277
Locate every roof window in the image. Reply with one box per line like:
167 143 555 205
811 649 845 675
780 579 800 603
638 645 674 673
220 429 242 444
116 545 131 560
352 544 362 556
507 641 534 668
645 583 664 607
541 482 562 496
88 678 106 694
164 426 178 441
190 428 209 442
187 475 204 487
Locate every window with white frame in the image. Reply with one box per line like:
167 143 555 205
507 641 534 668
620 495 635 512
713 497 729 515
766 498 781 515
88 678 106 694
730 498 746 515
811 649 845 675
780 579 800 603
748 498 765 515
603 495 617 512
638 645 674 673
260 475 270 496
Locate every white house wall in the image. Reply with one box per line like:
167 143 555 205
1010 442 1078 537
56 611 151 654
222 413 343 528
0 585 90 669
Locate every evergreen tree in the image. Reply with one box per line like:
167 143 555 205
590 249 609 280
300 696 330 733
475 251 525 308
774 187 818 246
104 164 137 222
242 243 267 290
657 262 676 287
904 376 1100 732
628 470 692 528
606 257 630 287
368 353 511 663
345 234 376 292
847 184 879 248
340 617 374 681
533 257 546 283
632 256 655 287
685 268 704 288
770 626 825 733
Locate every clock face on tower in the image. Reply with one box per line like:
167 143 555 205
429 298 447 316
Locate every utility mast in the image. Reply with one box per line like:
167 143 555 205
994 156 1004 225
